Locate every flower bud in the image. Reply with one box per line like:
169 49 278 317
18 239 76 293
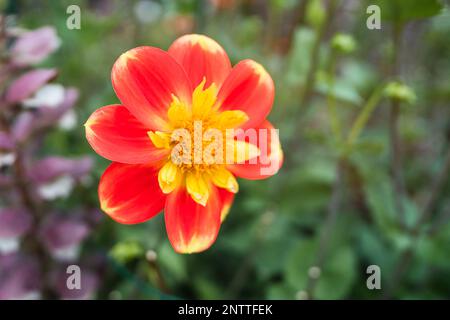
306 0 326 29
331 33 357 54
384 81 417 104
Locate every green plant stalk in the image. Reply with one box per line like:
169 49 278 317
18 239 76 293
383 19 450 297
284 0 338 169
280 0 310 55
305 158 345 299
381 21 409 299
298 0 338 111
147 258 171 295
326 50 342 141
389 22 407 228
346 85 385 147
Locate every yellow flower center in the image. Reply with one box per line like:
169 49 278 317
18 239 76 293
148 79 259 206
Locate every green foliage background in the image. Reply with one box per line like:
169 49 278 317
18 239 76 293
11 0 450 299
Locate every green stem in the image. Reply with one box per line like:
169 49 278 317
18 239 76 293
389 23 407 228
326 50 342 141
298 0 338 111
280 0 310 55
147 257 171 295
346 85 385 147
306 158 345 299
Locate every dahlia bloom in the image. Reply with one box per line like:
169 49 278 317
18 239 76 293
85 34 283 253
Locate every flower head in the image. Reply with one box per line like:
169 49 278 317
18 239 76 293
85 34 283 253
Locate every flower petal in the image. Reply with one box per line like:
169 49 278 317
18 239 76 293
5 68 57 104
226 139 261 164
191 79 218 119
85 105 168 164
210 166 238 193
213 110 249 129
164 185 222 253
218 188 235 222
111 46 192 130
168 34 232 88
158 161 183 194
217 59 274 129
227 120 283 180
186 171 210 206
99 163 166 224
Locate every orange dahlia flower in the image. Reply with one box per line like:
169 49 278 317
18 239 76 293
85 34 283 253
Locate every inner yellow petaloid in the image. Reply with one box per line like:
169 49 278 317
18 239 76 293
148 79 259 206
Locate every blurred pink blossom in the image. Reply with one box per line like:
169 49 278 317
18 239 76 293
0 208 32 254
39 215 90 261
30 156 93 183
10 26 61 67
0 253 41 299
5 68 57 104
52 267 99 300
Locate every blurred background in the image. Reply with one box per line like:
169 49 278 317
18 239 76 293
0 0 450 300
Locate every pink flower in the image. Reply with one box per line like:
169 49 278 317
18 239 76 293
10 26 61 67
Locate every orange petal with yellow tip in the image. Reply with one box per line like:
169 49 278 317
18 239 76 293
85 105 168 164
217 59 274 130
168 34 232 89
164 185 222 254
111 46 192 131
227 120 283 180
99 162 166 224
218 188 235 222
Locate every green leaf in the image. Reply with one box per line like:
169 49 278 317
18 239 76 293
358 163 398 232
356 225 395 272
316 71 364 106
352 139 386 157
374 0 443 23
417 224 450 268
281 158 335 214
341 61 379 95
266 284 296 299
255 217 296 279
357 161 415 250
158 242 188 283
285 239 357 299
110 241 144 264
286 27 315 85
193 276 224 299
